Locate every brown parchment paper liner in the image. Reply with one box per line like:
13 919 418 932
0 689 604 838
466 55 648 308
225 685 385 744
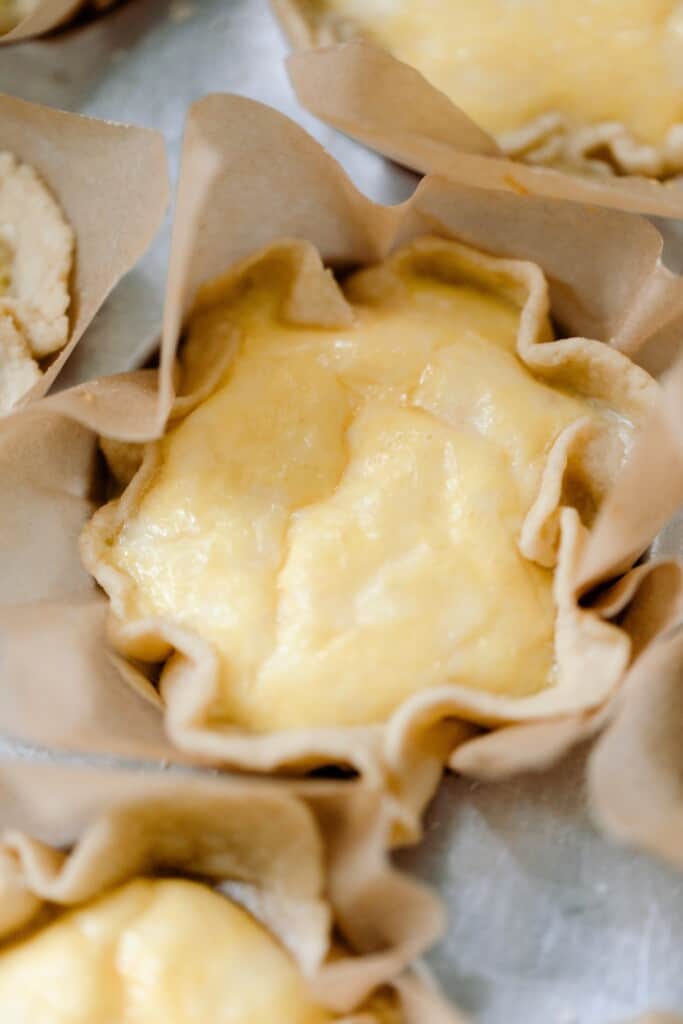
1 95 682 833
278 9 683 180
0 0 115 44
587 623 683 873
283 41 683 219
0 92 168 410
0 756 458 1022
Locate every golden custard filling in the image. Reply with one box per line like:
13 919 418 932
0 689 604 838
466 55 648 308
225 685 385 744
95 241 633 732
310 0 683 148
0 879 334 1023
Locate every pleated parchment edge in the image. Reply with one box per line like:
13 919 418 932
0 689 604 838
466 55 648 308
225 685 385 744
280 36 683 216
0 92 169 409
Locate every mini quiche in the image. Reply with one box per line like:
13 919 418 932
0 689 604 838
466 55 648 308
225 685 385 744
82 237 656 751
276 0 683 178
0 152 73 414
0 877 397 1022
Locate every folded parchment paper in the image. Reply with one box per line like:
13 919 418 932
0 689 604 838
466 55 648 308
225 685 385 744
0 92 168 408
283 41 683 219
0 95 681 863
0 753 461 1020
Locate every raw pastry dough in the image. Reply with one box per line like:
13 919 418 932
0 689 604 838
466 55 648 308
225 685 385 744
0 152 73 413
84 238 655 732
298 0 683 176
0 878 334 1022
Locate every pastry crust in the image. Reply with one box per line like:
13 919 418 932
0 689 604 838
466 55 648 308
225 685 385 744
0 310 40 415
81 236 659 781
0 760 450 1021
272 0 683 180
0 151 73 413
498 113 683 182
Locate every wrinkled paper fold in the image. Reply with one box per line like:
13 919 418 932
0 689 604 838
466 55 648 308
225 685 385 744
0 753 456 1019
0 92 168 409
283 40 683 219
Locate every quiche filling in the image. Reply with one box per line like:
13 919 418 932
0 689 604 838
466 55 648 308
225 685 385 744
0 879 332 1022
308 0 683 150
91 240 635 731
